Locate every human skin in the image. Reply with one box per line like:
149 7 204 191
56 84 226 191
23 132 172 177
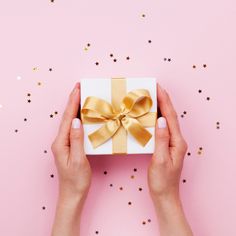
51 83 193 236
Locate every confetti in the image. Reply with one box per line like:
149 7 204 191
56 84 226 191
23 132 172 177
183 179 186 183
37 82 42 86
33 67 37 71
49 68 52 71
216 121 220 129
113 58 117 62
42 206 46 210
95 62 99 66
192 65 196 69
138 187 142 191
95 231 99 234
203 64 207 68
128 201 132 205
50 174 54 178
103 171 107 175
126 56 130 60
148 40 152 43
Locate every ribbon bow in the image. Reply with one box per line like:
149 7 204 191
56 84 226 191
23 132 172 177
81 89 155 149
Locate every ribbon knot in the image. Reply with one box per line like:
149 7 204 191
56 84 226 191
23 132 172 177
81 89 156 149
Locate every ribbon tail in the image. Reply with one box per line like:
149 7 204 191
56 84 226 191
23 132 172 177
88 119 121 148
121 117 152 147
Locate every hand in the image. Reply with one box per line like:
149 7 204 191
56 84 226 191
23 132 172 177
51 83 92 236
148 85 193 236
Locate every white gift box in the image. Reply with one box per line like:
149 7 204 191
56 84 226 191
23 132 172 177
80 78 157 155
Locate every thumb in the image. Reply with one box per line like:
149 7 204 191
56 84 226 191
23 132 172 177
153 117 170 160
70 118 85 160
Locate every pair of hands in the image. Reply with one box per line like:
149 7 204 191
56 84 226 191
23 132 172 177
51 83 192 236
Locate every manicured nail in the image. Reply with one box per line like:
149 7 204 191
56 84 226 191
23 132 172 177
157 117 167 128
72 118 81 129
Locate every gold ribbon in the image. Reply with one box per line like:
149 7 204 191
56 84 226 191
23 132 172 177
81 78 156 154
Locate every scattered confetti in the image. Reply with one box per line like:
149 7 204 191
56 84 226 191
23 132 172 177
50 114 53 118
206 97 210 101
24 118 27 122
183 179 186 183
110 54 113 57
42 206 46 210
49 68 52 71
103 171 107 175
141 14 146 18
131 175 135 179
187 152 191 156
95 231 99 234
50 174 54 178
142 221 146 225
44 150 47 154
126 56 130 60
198 89 202 93
216 121 220 129
133 168 137 172
180 111 187 118
27 99 31 103
109 184 113 187
203 64 207 68
148 40 152 43
138 187 142 191
192 65 196 69
14 129 18 133
119 187 123 191
37 82 42 86
113 58 117 62
147 219 151 223
128 201 132 205
197 147 203 155
95 62 99 66
164 58 171 62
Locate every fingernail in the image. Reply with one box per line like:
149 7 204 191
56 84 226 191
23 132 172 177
72 118 81 129
157 117 167 128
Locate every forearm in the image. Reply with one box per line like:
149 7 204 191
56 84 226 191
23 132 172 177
51 192 85 236
152 194 193 236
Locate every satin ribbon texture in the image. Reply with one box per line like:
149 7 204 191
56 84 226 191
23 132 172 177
81 89 156 151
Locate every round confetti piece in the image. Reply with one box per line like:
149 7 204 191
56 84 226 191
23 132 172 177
119 187 123 191
187 152 191 156
109 184 113 187
148 40 152 43
50 174 54 178
128 201 132 205
138 187 142 191
133 168 137 172
192 65 196 68
95 231 99 234
103 171 107 175
42 206 46 210
183 179 186 183
198 89 202 93
113 59 117 62
110 54 113 57
95 62 99 66
203 64 207 68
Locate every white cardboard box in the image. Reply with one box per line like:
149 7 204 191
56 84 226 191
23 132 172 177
80 78 157 155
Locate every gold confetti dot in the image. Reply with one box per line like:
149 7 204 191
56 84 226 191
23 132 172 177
33 67 37 71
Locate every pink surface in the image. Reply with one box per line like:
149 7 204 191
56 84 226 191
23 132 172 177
0 0 236 235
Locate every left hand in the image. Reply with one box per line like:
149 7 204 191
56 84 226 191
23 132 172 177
51 82 92 201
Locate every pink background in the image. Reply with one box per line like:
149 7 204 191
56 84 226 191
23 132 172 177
0 0 236 235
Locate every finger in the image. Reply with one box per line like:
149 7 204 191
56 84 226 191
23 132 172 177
57 83 80 146
157 84 183 146
153 117 170 162
70 118 85 161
